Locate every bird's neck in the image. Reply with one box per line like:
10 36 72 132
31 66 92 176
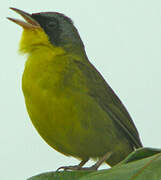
63 42 88 61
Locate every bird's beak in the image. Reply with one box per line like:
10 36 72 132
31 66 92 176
7 7 40 29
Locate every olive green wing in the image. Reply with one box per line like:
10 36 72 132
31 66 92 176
73 59 142 148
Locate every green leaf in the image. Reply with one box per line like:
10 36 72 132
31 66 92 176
119 147 161 164
28 148 161 180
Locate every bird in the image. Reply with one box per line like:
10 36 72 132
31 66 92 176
8 7 143 170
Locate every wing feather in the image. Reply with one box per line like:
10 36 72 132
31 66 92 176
73 59 142 148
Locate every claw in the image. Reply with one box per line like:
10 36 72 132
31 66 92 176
57 165 83 171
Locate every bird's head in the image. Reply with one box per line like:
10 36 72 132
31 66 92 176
8 8 84 54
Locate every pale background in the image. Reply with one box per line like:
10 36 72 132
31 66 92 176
1 1 161 180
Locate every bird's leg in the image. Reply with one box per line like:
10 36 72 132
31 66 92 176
87 151 112 170
57 152 112 171
56 159 89 171
71 151 112 171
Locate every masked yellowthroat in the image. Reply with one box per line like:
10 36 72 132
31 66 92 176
8 7 142 170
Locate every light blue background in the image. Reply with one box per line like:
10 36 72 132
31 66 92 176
1 1 161 180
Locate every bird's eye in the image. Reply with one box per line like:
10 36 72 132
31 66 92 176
47 21 58 29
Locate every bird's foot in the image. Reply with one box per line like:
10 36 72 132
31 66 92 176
57 159 89 171
57 165 97 171
57 152 112 171
57 165 85 171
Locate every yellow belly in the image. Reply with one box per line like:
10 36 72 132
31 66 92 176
23 77 115 158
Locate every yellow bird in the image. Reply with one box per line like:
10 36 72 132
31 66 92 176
8 7 142 170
